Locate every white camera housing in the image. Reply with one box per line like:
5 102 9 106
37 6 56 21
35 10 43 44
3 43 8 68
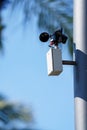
46 48 63 76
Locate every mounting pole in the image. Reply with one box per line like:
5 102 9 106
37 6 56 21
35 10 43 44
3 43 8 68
74 0 87 130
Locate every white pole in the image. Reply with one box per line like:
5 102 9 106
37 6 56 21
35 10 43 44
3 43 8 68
73 0 87 130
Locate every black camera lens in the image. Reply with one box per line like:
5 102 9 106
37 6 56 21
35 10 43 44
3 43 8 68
61 35 68 44
39 32 49 42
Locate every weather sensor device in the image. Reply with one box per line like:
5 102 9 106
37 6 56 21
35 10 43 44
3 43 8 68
46 48 63 76
39 28 68 48
39 28 68 76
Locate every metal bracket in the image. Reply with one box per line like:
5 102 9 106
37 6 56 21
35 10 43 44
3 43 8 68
62 60 76 65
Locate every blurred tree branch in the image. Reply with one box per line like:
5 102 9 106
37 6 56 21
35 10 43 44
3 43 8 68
0 0 73 55
12 0 73 55
0 0 10 51
0 94 34 130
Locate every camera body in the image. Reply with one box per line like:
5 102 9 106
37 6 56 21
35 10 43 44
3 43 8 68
39 28 68 47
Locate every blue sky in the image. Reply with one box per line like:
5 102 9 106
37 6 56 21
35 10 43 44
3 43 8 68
0 3 74 130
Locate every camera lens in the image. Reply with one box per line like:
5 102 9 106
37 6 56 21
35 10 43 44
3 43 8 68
39 32 49 42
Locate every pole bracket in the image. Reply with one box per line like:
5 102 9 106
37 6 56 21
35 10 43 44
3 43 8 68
62 60 76 65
